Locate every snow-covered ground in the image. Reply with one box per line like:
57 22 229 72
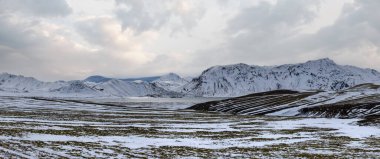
0 96 379 158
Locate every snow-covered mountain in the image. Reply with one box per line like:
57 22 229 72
2 58 380 98
93 79 182 97
182 58 380 97
152 73 189 92
0 73 103 97
84 75 160 83
50 80 103 96
0 73 66 93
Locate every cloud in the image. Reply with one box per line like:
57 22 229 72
284 0 380 68
189 0 322 67
188 0 380 72
0 13 108 81
227 0 320 34
114 0 205 34
302 0 380 51
74 16 158 65
1 0 380 81
0 0 187 81
0 0 72 17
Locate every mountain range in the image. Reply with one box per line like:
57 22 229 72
1 58 380 97
182 58 380 97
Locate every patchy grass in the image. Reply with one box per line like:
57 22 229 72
0 96 378 158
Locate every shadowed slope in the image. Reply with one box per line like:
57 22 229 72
188 84 380 122
188 90 316 115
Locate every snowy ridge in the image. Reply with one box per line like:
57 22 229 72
182 58 380 97
152 73 189 92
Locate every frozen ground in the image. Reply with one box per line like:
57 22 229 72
0 96 379 158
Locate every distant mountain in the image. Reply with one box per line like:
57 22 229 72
50 81 101 94
2 58 380 98
152 73 189 92
84 75 160 83
121 76 160 82
84 76 111 83
0 73 182 97
93 79 182 97
182 58 380 97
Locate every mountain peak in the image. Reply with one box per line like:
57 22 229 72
158 73 181 81
84 75 111 83
0 72 17 77
305 58 336 65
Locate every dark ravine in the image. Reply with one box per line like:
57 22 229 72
299 102 380 119
187 90 317 115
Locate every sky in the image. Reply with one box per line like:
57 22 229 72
0 0 380 81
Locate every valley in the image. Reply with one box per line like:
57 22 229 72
0 96 379 158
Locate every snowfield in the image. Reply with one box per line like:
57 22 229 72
0 96 379 158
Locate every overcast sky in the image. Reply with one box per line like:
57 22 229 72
0 0 379 81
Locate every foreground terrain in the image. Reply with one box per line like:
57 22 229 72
0 96 379 158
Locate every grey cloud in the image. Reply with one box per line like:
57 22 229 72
190 0 380 71
228 0 320 34
189 0 321 67
115 0 169 33
272 0 380 67
0 0 72 17
0 15 45 49
304 0 380 51
114 0 205 33
75 18 117 47
0 16 87 80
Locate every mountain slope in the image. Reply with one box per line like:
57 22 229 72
94 79 181 97
182 58 380 97
188 83 380 119
50 80 104 96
